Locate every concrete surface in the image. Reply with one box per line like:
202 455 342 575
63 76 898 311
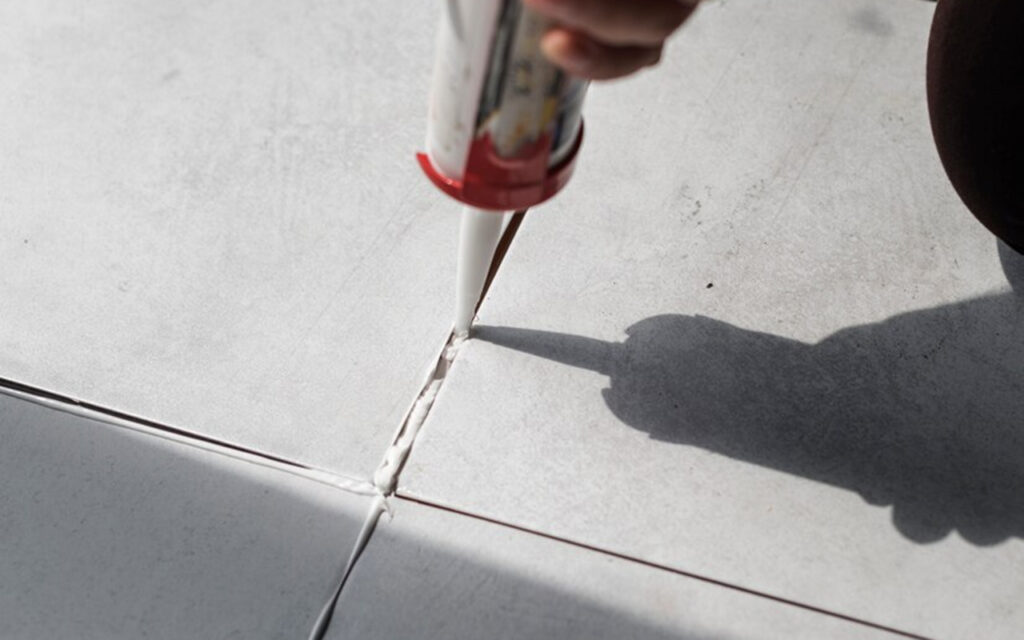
329 498 900 640
0 0 453 478
0 391 367 639
401 1 1024 638
3 0 1021 638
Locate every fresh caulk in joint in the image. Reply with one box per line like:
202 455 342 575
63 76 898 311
308 208 527 640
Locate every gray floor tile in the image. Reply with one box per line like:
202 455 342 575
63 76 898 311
0 392 368 639
329 498 902 640
0 0 455 477
401 1 1024 637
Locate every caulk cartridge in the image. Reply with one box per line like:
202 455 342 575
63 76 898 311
418 0 589 211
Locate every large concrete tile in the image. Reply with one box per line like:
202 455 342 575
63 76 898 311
401 1 1024 638
0 0 452 476
329 498 898 640
0 391 368 639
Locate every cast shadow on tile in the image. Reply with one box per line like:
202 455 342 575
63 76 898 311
0 394 364 640
328 499 896 640
475 241 1024 546
337 552 696 640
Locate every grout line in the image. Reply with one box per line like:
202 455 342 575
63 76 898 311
373 209 527 499
307 493 387 640
304 332 454 640
0 378 377 497
395 493 934 640
373 209 527 497
307 208 529 639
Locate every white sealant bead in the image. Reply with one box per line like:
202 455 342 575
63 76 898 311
374 376 445 495
373 331 464 496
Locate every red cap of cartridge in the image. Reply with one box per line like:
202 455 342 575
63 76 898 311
417 121 584 211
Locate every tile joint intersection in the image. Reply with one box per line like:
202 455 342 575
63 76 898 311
308 210 527 638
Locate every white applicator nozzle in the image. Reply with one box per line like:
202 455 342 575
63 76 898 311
453 206 508 337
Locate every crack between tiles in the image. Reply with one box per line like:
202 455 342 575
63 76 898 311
0 378 377 497
396 494 934 640
307 210 528 639
374 210 526 499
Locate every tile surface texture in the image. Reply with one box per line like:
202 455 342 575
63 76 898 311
0 0 451 477
329 498 898 640
402 0 1024 638
0 392 368 639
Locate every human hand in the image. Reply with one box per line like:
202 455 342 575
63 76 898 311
524 0 701 80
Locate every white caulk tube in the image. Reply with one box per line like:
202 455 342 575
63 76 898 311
418 0 589 336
